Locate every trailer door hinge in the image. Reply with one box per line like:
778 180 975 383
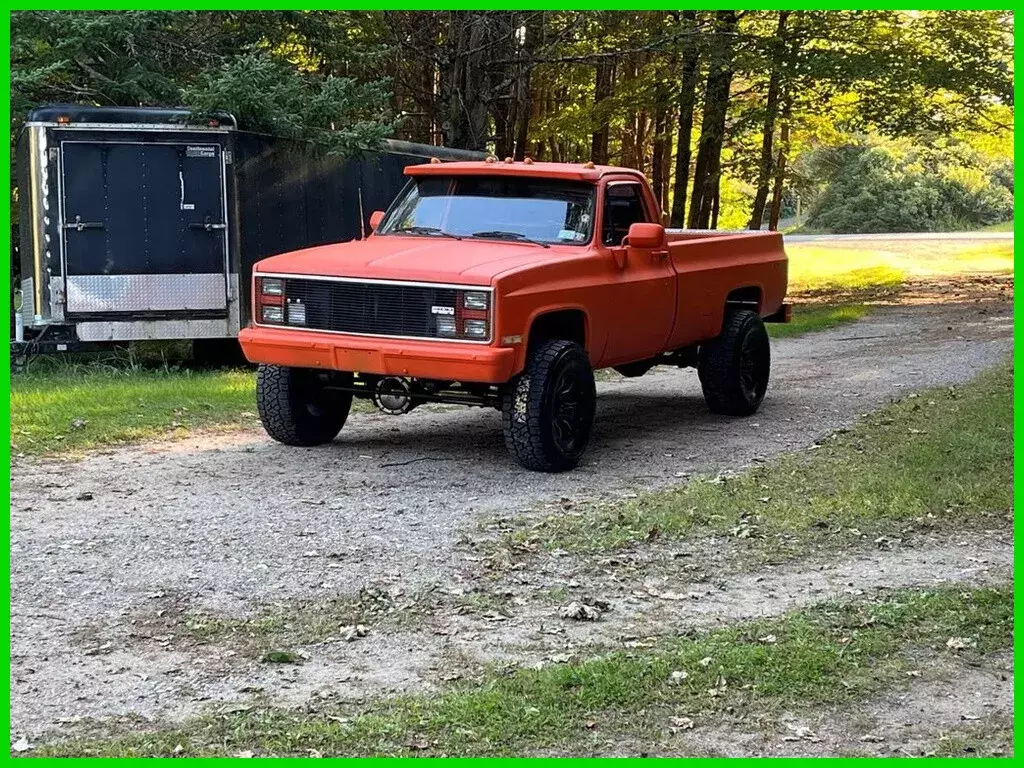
48 147 60 162
223 150 233 165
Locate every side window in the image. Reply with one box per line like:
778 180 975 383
602 183 647 246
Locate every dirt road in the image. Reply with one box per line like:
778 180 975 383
9 298 1013 744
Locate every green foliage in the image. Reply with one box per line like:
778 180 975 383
802 138 1013 233
182 51 395 155
10 10 395 155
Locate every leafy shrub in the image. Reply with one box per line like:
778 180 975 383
801 138 1012 233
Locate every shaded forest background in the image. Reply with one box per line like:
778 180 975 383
11 9 1014 232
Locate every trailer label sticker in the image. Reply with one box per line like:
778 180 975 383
186 145 217 158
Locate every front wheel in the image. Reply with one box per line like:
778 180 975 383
502 340 596 472
256 365 352 446
698 310 771 416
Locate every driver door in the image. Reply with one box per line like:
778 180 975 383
601 181 676 362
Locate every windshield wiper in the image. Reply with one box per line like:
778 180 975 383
469 230 551 249
393 225 462 240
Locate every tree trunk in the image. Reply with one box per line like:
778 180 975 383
651 105 667 211
747 11 790 229
590 57 614 164
442 12 491 150
768 108 791 230
688 10 738 229
669 11 701 227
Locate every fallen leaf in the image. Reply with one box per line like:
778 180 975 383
946 636 976 652
559 601 601 621
669 716 694 731
12 737 32 752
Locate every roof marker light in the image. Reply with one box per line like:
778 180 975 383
523 157 534 164
430 157 442 164
504 156 514 163
485 156 497 164
583 161 595 169
56 115 70 124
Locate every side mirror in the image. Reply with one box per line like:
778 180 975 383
626 222 665 249
369 210 385 232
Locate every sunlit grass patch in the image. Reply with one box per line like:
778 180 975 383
10 366 258 455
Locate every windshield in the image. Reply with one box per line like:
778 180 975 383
378 176 595 245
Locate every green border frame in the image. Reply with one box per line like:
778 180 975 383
2 3 1017 762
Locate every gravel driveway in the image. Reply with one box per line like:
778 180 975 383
9 298 1013 739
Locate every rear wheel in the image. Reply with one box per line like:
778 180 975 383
698 310 770 416
256 365 352 446
502 340 596 472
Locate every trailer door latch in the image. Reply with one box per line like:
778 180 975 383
63 215 104 232
189 216 227 232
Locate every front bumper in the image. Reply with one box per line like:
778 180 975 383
238 326 517 384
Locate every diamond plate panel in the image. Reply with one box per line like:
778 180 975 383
75 318 234 342
66 274 227 312
20 278 35 323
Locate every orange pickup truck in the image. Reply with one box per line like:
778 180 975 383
239 159 789 472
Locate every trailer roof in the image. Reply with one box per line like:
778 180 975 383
406 160 645 183
26 104 237 129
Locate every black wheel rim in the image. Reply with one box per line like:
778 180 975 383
739 330 769 403
551 368 587 454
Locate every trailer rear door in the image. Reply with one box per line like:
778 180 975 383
60 140 229 316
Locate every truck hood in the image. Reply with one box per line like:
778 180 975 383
254 236 564 285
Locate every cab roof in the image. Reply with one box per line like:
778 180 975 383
406 160 645 184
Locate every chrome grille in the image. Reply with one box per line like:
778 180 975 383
281 278 461 339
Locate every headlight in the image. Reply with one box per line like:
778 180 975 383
463 319 489 338
262 305 284 323
287 301 306 325
261 278 284 296
436 314 457 337
463 291 489 310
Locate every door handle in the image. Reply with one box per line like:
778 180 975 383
189 216 227 232
63 215 104 232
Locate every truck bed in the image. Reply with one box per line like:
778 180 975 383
662 229 788 350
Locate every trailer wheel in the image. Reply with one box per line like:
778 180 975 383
256 365 352 446
502 340 596 472
698 310 770 416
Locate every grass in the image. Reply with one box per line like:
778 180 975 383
786 241 1013 295
978 220 1013 233
37 585 1012 756
10 364 258 456
157 584 444 655
506 362 1012 557
767 303 869 339
930 722 1014 757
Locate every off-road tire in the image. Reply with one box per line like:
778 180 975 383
256 365 352 446
502 340 596 472
698 310 771 416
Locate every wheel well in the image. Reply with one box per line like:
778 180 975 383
724 286 763 316
527 309 587 353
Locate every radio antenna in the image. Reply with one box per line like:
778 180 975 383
358 187 366 240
